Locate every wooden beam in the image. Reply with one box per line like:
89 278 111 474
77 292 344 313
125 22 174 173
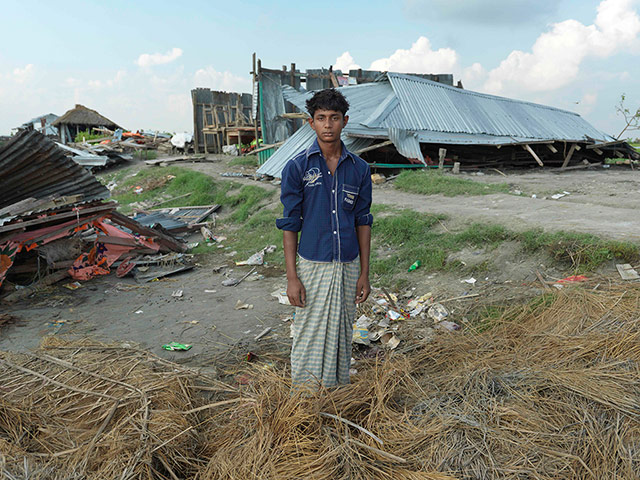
0 203 116 234
108 211 187 253
523 144 544 167
561 144 578 169
592 148 603 155
354 140 393 155
546 143 558 153
438 148 447 170
552 162 601 172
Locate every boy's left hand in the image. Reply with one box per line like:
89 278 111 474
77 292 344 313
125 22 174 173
355 274 370 304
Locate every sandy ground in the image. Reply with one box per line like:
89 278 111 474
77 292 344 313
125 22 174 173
1 158 638 360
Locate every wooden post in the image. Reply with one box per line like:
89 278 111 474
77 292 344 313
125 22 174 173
256 58 262 146
523 144 544 167
192 90 200 154
438 148 446 170
561 144 577 169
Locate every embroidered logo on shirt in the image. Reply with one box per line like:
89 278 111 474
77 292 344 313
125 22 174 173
302 167 322 187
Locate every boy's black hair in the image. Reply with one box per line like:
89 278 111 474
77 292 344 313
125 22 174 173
306 88 349 118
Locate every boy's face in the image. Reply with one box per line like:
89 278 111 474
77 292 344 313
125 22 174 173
308 109 349 144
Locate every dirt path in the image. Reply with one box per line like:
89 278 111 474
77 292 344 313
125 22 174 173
374 168 640 242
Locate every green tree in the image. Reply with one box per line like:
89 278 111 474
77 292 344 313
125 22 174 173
615 93 640 140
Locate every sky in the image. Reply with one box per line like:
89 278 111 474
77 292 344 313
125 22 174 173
1 0 639 138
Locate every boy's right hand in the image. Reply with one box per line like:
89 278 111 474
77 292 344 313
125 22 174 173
287 277 306 307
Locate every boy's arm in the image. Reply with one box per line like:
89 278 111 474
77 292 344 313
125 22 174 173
284 230 306 307
276 160 305 307
354 164 373 304
355 225 371 304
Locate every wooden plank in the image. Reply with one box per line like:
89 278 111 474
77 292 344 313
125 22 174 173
438 148 447 170
552 162 601 172
616 264 640 281
546 143 558 153
561 144 578 169
194 205 221 223
108 211 187 253
523 144 544 167
592 148 603 155
329 71 339 88
0 203 116 233
586 140 627 149
354 140 393 155
96 235 140 247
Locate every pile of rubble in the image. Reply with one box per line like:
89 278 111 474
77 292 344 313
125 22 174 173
0 130 194 302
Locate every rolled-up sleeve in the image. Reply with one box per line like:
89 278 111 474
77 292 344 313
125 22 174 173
276 160 303 232
354 165 373 226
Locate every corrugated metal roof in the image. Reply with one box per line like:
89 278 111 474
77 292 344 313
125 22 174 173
0 130 110 210
384 73 610 142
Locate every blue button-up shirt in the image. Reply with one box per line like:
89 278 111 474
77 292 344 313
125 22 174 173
276 139 373 263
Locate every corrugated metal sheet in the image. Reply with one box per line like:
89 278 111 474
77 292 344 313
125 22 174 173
388 128 424 162
0 130 109 210
385 73 610 142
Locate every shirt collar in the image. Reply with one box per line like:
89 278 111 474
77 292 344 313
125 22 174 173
306 138 355 164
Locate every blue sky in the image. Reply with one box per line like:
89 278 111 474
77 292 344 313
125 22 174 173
1 0 638 138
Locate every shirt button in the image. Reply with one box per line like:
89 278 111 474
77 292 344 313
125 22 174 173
332 210 336 214
333 231 337 235
332 189 335 193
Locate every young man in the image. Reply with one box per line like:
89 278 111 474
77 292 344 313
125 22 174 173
276 88 373 388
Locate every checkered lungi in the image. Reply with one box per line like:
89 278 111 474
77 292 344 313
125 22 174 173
291 257 360 388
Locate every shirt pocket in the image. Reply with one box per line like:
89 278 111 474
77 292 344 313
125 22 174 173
342 184 359 211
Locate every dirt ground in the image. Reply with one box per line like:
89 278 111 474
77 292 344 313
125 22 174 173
1 157 638 361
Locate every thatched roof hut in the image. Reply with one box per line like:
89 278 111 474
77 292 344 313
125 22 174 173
52 104 122 143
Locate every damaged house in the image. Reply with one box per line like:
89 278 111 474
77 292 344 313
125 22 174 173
257 72 638 177
52 104 122 144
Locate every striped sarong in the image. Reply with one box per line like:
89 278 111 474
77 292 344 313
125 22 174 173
291 257 360 388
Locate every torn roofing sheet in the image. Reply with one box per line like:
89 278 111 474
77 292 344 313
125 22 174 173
257 72 614 178
0 130 110 211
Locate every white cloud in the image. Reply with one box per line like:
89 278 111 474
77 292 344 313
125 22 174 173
12 64 34 83
483 0 640 96
334 52 361 72
194 66 251 92
136 47 183 68
369 36 459 73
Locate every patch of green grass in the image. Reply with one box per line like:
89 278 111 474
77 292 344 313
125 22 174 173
74 130 107 142
517 229 639 273
227 208 284 265
109 167 273 218
370 207 639 285
370 208 511 284
228 155 258 167
394 170 510 196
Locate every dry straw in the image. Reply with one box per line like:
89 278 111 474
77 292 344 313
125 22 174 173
2 280 640 479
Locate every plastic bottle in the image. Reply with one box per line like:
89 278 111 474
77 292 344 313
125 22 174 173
408 260 421 272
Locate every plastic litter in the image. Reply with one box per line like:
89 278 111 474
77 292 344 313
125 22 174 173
161 342 192 351
235 300 254 310
435 321 461 332
63 282 83 290
408 260 421 272
428 303 449 322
